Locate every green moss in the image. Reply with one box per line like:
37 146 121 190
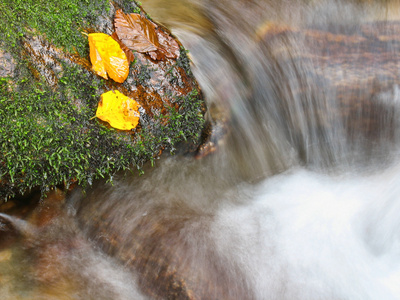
135 64 152 86
0 0 110 55
176 47 193 76
0 60 204 199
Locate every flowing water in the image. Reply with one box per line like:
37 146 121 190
2 0 400 299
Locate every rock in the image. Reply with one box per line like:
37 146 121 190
0 51 15 78
0 0 206 200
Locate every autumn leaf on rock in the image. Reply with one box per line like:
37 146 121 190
155 27 180 59
96 90 140 130
111 32 135 63
114 10 159 53
114 9 180 60
88 33 129 83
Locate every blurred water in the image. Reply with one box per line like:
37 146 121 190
2 0 400 299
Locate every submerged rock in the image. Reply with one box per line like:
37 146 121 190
252 20 400 165
0 189 149 299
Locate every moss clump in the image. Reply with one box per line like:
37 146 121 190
0 0 206 200
0 0 110 55
0 61 204 199
176 48 193 76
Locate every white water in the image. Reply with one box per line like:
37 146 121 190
66 154 400 299
213 167 400 299
134 0 400 298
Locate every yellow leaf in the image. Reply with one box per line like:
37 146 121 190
96 90 140 130
88 33 129 83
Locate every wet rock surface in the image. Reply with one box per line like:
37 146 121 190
0 51 15 78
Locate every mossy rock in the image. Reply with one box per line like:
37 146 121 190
0 0 206 200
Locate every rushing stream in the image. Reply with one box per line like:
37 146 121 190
2 0 400 299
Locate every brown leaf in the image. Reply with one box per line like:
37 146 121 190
156 28 180 59
148 51 161 61
114 9 180 60
111 32 135 64
114 9 159 53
